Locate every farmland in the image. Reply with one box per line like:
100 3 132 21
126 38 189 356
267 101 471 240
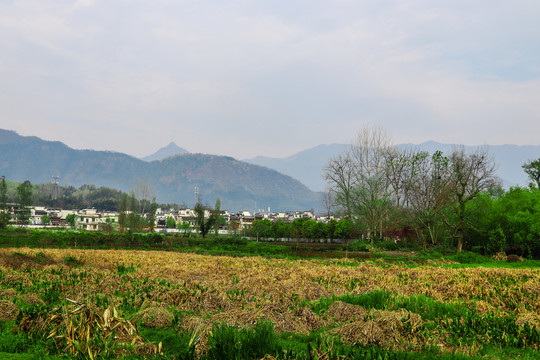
0 245 540 359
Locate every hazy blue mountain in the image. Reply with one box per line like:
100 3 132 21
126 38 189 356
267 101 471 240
244 144 348 192
142 142 189 162
246 141 540 191
0 129 318 211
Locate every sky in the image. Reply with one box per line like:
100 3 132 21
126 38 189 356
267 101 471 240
1 0 540 160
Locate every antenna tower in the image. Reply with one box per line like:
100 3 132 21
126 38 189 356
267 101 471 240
194 186 201 206
52 176 59 200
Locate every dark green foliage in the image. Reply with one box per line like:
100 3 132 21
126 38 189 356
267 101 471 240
449 252 491 264
206 322 239 360
346 240 371 251
140 328 196 360
487 225 506 254
238 319 281 359
165 216 176 229
194 203 215 238
312 290 467 322
0 322 30 353
0 176 9 229
117 263 136 275
15 180 32 225
206 319 282 360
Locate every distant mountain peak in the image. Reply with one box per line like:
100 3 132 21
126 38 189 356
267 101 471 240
142 142 189 162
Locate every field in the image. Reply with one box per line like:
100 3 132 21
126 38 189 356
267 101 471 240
0 246 540 359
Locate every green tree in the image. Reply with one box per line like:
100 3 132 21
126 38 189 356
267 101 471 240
101 218 115 234
15 180 33 225
195 203 215 238
251 219 272 241
326 219 337 240
0 176 10 228
489 187 540 257
127 192 143 241
177 221 192 237
166 216 176 229
334 218 354 239
523 159 540 189
41 214 51 225
65 213 77 229
148 197 157 232
118 194 127 233
271 221 290 239
302 219 326 240
213 198 221 236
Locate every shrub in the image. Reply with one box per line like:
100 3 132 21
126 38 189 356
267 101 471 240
449 252 490 264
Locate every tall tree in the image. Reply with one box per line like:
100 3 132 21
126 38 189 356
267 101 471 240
324 153 356 217
15 180 33 225
348 125 394 239
0 176 9 228
194 202 214 238
118 194 127 233
324 125 395 239
443 146 499 253
213 198 221 236
148 197 157 232
133 179 155 214
65 213 77 229
522 159 540 189
320 187 336 218
405 150 451 249
127 191 140 236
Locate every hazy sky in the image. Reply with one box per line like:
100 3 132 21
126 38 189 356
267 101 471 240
1 0 539 159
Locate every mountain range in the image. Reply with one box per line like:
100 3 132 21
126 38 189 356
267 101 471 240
0 130 318 211
2 128 538 212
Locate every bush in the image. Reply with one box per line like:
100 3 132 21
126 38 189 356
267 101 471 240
239 319 281 359
206 320 282 360
449 252 490 264
374 240 402 251
206 323 239 360
346 241 370 252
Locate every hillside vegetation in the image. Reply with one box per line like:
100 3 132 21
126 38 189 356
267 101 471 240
0 129 318 211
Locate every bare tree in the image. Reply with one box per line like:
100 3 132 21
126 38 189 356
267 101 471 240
348 125 395 239
133 179 155 214
385 146 418 209
320 187 336 217
405 150 452 249
324 125 395 240
323 153 356 217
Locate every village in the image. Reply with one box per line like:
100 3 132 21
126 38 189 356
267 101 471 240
19 206 337 234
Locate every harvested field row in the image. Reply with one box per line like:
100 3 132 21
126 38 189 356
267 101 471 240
0 247 539 358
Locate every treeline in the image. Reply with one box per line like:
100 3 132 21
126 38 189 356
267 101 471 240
249 218 355 241
2 179 184 212
323 126 540 256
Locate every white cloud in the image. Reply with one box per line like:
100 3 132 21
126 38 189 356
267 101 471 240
0 0 539 158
